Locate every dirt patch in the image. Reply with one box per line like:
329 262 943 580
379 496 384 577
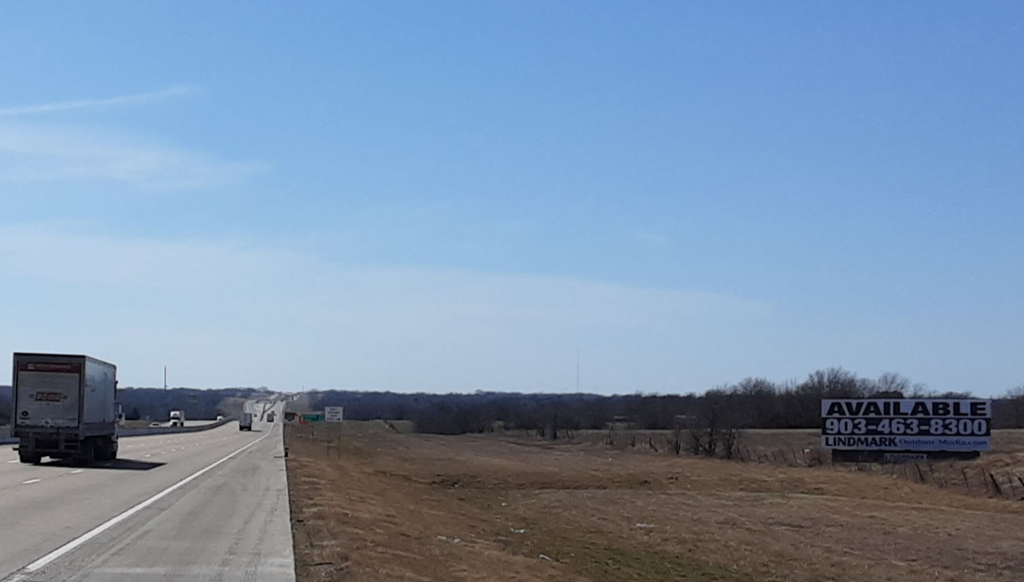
287 422 1024 581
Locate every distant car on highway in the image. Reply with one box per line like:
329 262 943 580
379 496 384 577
169 409 185 427
239 412 253 431
149 422 162 428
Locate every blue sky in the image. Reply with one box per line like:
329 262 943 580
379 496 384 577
0 3 1021 394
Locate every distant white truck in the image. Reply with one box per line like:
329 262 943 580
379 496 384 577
12 353 119 464
239 412 253 431
169 409 185 427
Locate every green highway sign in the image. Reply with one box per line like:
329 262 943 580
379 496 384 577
301 413 324 423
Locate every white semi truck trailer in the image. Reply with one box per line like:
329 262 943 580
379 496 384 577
12 353 119 464
169 409 185 427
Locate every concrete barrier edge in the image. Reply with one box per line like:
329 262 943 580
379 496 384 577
0 418 235 445
118 417 235 437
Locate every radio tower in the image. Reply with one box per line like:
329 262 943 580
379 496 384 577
576 349 580 392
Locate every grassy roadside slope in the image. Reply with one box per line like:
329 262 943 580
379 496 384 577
287 421 1024 582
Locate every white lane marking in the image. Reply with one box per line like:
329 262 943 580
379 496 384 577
144 454 151 458
22 479 41 485
70 469 84 474
14 430 271 576
7 460 18 464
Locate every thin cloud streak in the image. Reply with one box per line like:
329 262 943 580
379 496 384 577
0 85 202 117
0 124 265 190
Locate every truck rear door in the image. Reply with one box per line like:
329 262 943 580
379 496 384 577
15 360 82 429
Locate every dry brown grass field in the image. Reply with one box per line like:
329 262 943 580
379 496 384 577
287 421 1024 582
572 427 1024 500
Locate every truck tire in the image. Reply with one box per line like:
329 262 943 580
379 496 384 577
18 452 41 464
75 441 96 465
94 438 116 462
94 440 108 462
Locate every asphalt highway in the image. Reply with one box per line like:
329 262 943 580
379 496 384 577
0 404 294 581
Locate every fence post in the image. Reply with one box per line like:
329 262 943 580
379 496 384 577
989 472 1003 498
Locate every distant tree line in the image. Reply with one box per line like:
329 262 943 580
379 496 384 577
0 386 10 426
0 385 266 426
116 387 269 421
4 369 1024 436
301 368 1024 435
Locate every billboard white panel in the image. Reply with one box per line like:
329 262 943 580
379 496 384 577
820 399 991 453
325 406 344 423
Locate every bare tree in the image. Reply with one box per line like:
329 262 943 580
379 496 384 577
875 372 912 395
733 377 779 427
672 419 684 455
906 383 931 398
791 368 862 427
686 389 741 458
802 367 862 396
1004 386 1024 428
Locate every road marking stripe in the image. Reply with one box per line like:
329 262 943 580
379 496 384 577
12 430 271 577
22 479 41 485
70 469 84 474
7 460 17 464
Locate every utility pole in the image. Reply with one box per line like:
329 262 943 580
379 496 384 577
576 348 580 392
163 366 170 424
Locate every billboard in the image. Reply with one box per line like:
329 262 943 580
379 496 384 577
325 406 344 423
821 399 991 452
